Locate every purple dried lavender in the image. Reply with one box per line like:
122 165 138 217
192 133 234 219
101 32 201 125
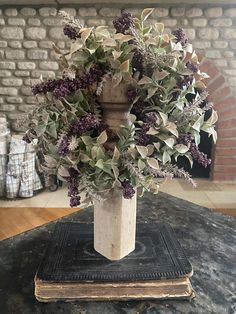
177 76 193 89
31 65 106 99
131 99 146 115
113 12 134 34
127 88 137 103
137 123 151 146
132 48 144 72
68 167 80 178
69 113 99 136
143 112 157 126
63 24 79 40
178 134 211 168
58 135 70 156
121 179 135 199
190 142 212 168
186 61 199 73
70 196 81 207
172 28 188 46
67 167 81 207
127 89 146 117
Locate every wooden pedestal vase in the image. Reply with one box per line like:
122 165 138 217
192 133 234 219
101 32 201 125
94 78 136 260
94 190 137 260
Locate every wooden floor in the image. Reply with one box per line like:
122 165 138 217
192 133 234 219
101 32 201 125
0 207 79 241
0 205 235 241
1 178 235 241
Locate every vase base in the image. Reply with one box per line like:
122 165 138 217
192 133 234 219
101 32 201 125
35 222 194 302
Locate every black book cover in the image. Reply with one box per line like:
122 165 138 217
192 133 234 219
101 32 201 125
37 222 192 282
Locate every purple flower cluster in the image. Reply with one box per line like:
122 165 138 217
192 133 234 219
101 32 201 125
186 61 199 73
137 123 151 146
113 12 134 34
63 24 79 40
121 179 135 199
126 89 147 116
127 88 137 103
69 113 99 136
58 135 70 156
136 113 157 145
177 76 193 89
67 167 81 207
172 28 188 46
132 100 146 115
132 48 144 72
32 65 106 99
178 134 211 168
143 112 157 126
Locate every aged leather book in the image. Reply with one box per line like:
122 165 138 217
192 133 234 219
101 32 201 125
35 222 194 301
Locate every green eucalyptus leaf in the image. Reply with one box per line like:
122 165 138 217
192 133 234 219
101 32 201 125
35 123 46 137
175 144 189 154
163 138 175 149
47 123 57 139
138 76 153 85
97 130 107 145
141 8 154 22
81 27 93 44
166 122 178 137
44 155 57 167
112 146 120 160
112 165 119 179
80 153 91 162
163 150 171 164
147 157 159 170
136 145 148 158
120 59 130 72
81 136 93 146
57 165 69 178
154 22 164 34
138 159 146 171
159 112 168 126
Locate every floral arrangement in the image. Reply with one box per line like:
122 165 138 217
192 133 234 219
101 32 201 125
23 8 217 207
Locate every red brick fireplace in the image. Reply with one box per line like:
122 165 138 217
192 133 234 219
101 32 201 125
200 57 236 181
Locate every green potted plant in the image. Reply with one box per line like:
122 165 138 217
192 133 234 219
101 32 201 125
23 8 217 260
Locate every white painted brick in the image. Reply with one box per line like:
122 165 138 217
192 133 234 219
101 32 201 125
209 18 232 27
171 8 185 17
198 28 219 40
192 18 207 27
39 7 57 17
213 41 228 49
99 8 121 17
4 8 18 17
186 8 203 17
20 8 36 16
78 8 97 17
204 7 223 18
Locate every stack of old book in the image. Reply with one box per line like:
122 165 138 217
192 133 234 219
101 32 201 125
35 222 194 302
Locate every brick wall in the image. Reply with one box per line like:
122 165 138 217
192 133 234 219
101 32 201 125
0 4 236 181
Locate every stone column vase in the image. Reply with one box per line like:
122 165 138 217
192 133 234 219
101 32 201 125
94 78 137 260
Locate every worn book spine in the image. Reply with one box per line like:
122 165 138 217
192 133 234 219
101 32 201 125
35 277 195 302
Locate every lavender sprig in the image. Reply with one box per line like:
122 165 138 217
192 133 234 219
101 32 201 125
121 179 135 199
178 134 211 168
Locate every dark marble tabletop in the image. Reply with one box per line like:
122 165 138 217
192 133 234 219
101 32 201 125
0 192 235 314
